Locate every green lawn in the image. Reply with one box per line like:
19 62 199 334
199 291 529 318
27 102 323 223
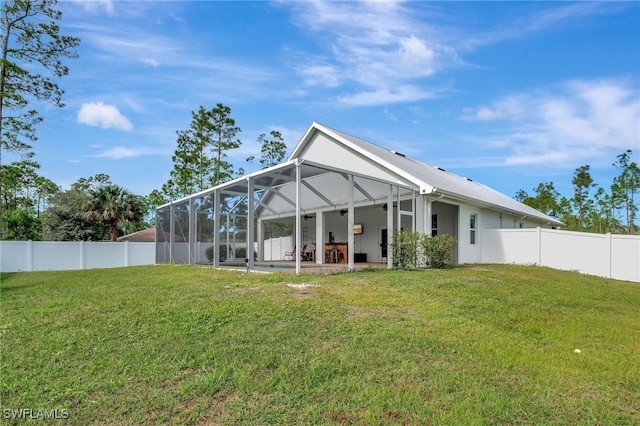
1 264 638 425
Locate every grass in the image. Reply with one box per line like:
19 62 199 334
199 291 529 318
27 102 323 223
1 264 639 425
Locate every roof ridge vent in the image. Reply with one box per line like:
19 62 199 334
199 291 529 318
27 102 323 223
390 150 406 157
435 166 446 172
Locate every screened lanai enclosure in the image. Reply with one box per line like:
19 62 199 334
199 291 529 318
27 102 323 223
156 159 419 274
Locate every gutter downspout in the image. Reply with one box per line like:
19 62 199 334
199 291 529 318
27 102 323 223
515 215 527 228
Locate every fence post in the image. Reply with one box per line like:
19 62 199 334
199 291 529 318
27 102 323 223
80 241 85 270
125 241 130 267
606 233 612 279
27 240 33 272
537 227 542 266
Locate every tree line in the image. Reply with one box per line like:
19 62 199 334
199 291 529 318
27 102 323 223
1 1 637 242
515 151 639 234
0 1 287 242
1 100 286 241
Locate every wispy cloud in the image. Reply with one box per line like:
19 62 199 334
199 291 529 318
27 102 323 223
337 85 438 106
460 2 625 51
77 102 133 131
288 0 458 106
70 0 115 16
460 78 640 167
93 146 158 160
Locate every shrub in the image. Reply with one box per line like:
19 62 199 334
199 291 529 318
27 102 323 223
205 245 227 262
391 230 457 269
423 234 457 268
390 230 422 269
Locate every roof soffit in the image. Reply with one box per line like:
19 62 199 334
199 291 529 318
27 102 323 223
290 124 428 192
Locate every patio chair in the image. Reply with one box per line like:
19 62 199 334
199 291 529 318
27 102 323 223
284 246 296 261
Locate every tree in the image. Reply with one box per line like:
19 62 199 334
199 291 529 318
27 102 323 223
257 130 287 169
164 106 215 198
159 104 242 201
41 188 105 241
518 182 562 219
210 103 241 186
41 174 112 241
571 165 595 231
612 150 640 234
0 159 58 238
0 159 39 211
591 187 619 234
83 184 145 242
1 207 39 240
0 0 80 215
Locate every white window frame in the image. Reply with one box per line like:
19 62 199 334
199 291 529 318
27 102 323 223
470 213 477 245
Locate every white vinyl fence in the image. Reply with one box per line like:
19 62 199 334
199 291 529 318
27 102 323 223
0 241 155 272
263 236 294 261
482 228 640 282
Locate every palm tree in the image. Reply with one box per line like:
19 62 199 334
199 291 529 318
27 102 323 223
83 185 145 242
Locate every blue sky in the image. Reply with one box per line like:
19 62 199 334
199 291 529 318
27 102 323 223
15 0 639 201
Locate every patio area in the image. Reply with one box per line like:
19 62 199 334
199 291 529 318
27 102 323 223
212 260 388 274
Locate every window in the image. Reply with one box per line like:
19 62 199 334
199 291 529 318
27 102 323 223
431 214 438 236
470 213 477 245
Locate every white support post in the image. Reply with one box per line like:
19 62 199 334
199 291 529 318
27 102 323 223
316 210 324 264
213 190 220 268
396 188 401 233
247 177 255 271
125 241 130 267
347 174 355 271
295 161 302 274
169 202 175 263
424 196 431 236
189 197 195 265
411 191 416 232
387 185 394 269
257 219 263 262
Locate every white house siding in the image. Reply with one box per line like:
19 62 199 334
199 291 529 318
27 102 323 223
354 205 391 263
457 204 482 263
432 201 458 237
300 132 415 188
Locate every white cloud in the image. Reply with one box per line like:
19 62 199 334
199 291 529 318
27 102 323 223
93 146 156 160
461 2 627 51
461 79 640 167
72 0 115 16
289 1 457 105
337 85 437 106
77 102 133 131
460 95 527 121
298 64 341 87
143 58 159 67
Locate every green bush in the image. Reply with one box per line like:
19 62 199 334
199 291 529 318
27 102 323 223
390 229 422 269
205 245 227 262
423 234 457 268
391 230 457 269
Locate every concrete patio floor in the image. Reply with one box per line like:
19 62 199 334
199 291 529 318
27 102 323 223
213 260 389 274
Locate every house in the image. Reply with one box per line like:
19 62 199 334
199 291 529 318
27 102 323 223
117 228 156 242
156 122 562 273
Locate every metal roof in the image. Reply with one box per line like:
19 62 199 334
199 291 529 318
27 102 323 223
159 122 562 226
292 122 563 226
